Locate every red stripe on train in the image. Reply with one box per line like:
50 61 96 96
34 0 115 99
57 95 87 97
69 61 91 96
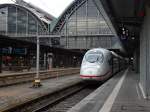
80 71 111 78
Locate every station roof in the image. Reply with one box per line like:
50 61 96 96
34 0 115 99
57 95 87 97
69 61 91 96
15 0 56 24
0 3 47 28
100 0 145 32
95 0 146 56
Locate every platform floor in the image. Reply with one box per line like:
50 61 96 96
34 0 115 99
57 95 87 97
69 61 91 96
69 68 150 112
110 70 150 112
0 74 81 112
0 67 71 75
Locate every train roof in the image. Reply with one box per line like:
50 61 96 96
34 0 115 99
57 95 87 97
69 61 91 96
85 48 110 55
86 48 123 59
88 48 109 52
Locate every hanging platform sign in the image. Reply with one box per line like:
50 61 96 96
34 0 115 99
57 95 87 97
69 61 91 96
2 47 27 55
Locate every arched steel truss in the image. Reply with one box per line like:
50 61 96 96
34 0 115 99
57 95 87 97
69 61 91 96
53 0 86 33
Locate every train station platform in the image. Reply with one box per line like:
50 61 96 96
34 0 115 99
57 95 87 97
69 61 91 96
0 74 81 112
69 68 150 112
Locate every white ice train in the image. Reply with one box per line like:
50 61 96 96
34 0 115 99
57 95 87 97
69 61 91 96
80 48 127 81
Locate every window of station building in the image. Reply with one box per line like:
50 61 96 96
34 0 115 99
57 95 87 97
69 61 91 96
60 38 65 46
89 37 94 47
88 27 99 34
17 8 27 34
69 37 76 48
87 1 99 34
68 37 74 48
28 14 37 34
0 7 7 33
77 21 87 28
38 24 44 34
77 28 87 35
87 0 95 7
107 37 112 47
86 37 90 48
94 37 99 46
78 37 86 48
88 8 98 19
8 6 17 33
68 20 76 27
68 27 76 35
76 3 87 35
77 3 86 20
69 12 76 21
103 37 108 47
82 37 87 48
58 0 112 38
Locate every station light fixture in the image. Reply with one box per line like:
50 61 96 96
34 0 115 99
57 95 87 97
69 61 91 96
122 27 125 31
131 33 135 40
126 29 129 36
119 25 131 41
122 30 126 35
131 36 135 40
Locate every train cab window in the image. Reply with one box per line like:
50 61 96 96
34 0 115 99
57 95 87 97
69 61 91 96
85 51 104 63
85 54 98 63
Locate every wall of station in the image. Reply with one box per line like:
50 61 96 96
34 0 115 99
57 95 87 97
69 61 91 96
0 39 82 73
60 36 114 49
140 6 150 98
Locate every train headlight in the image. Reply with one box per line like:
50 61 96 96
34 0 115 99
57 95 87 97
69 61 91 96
96 65 100 68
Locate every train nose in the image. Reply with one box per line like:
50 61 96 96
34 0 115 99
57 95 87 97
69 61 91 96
80 68 99 76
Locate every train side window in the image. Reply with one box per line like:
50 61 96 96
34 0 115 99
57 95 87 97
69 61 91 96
108 58 113 65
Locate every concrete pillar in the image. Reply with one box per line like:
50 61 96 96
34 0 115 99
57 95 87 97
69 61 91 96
140 5 150 98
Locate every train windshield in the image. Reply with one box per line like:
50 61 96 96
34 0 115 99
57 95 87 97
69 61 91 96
85 51 103 63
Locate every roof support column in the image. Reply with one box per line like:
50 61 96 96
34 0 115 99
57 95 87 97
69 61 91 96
15 6 18 35
0 47 2 73
6 7 8 35
33 35 42 87
26 11 28 35
86 0 88 49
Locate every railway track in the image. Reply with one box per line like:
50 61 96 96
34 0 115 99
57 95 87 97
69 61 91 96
0 68 79 87
41 85 99 112
3 82 100 112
